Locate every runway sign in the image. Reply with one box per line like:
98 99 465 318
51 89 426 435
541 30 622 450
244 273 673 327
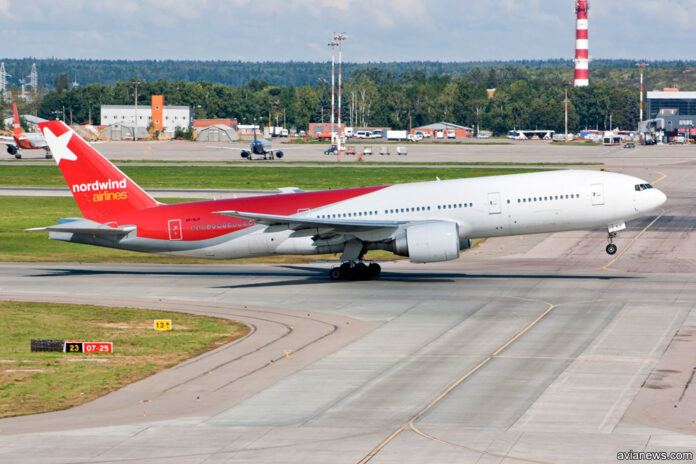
64 341 84 353
84 342 113 353
154 319 172 331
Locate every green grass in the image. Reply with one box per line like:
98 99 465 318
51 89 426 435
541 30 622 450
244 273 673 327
0 301 249 417
106 160 599 167
0 165 550 190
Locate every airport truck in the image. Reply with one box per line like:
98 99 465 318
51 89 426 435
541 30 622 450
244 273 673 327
386 130 407 141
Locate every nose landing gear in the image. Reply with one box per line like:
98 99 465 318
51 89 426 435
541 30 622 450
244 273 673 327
606 231 618 255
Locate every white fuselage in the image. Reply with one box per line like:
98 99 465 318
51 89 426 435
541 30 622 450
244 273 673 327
164 170 666 260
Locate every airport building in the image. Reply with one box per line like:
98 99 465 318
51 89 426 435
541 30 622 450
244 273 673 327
100 97 192 136
638 90 696 143
411 122 474 138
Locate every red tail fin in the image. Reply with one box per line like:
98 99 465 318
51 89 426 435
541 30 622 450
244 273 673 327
37 120 159 220
12 103 22 138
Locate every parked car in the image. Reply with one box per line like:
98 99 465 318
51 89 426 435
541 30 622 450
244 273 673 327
355 130 370 139
370 130 383 139
416 131 430 138
407 133 421 142
446 129 456 139
435 131 445 139
476 133 490 139
623 142 635 149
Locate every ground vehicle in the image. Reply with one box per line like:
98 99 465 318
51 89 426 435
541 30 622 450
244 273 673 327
415 131 430 139
371 130 383 139
623 142 635 149
387 130 407 141
446 130 456 139
476 133 490 139
435 131 445 139
355 130 370 139
407 134 421 142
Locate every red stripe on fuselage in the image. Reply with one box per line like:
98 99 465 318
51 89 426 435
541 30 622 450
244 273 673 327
99 185 389 241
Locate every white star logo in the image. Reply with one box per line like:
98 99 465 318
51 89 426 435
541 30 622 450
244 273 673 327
42 127 77 163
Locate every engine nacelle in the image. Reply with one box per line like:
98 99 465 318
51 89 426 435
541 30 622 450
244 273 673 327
275 151 284 158
240 150 250 159
393 221 465 263
7 145 18 155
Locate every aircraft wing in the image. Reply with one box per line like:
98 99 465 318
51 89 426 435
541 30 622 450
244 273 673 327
27 218 136 236
0 136 16 144
215 210 406 234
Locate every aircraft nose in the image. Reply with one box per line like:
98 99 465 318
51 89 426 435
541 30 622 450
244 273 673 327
655 188 667 208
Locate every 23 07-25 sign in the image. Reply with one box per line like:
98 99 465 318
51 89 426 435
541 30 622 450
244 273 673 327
64 341 113 353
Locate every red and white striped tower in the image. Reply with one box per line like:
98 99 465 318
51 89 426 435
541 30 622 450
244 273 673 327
574 1 589 87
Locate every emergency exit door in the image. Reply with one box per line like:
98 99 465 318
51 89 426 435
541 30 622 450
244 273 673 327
168 219 182 240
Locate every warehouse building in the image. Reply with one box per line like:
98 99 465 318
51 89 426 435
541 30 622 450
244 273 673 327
101 97 192 136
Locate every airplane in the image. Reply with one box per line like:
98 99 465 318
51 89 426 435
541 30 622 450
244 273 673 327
210 127 286 160
31 120 666 281
1 103 51 159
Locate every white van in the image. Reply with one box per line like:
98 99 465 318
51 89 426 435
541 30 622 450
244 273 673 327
355 130 370 139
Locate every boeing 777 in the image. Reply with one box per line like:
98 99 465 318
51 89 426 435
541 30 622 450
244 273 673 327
1 103 50 159
32 120 666 280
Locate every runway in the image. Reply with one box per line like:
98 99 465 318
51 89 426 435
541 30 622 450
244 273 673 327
1 145 696 462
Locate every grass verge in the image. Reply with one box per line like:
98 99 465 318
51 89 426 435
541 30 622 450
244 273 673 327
0 165 549 190
0 301 249 417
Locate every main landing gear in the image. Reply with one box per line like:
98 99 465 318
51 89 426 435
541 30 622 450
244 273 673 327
606 231 618 255
329 262 381 281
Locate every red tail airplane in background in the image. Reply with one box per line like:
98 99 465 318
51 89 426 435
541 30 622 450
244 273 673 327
31 120 665 280
1 102 50 159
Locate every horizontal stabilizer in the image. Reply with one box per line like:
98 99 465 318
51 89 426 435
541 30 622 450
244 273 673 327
27 218 136 236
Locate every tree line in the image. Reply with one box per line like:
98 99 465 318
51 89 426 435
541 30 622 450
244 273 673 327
11 65 642 135
2 58 695 88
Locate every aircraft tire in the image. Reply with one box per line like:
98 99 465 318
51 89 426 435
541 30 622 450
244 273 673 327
606 243 617 255
329 267 342 280
14 154 21 159
368 263 381 277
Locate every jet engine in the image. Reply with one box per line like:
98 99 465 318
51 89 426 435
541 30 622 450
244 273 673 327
240 150 250 159
7 145 17 155
393 221 469 263
275 151 284 158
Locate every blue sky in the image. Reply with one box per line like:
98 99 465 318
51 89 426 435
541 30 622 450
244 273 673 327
3 0 696 61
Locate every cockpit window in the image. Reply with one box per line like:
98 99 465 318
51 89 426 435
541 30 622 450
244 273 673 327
635 184 654 191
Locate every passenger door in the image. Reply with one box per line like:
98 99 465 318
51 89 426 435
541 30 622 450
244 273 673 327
487 192 501 214
591 183 605 206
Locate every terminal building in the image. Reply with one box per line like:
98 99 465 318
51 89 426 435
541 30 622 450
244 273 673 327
639 90 696 143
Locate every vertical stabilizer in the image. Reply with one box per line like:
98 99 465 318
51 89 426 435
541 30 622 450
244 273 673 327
12 102 22 138
38 120 160 220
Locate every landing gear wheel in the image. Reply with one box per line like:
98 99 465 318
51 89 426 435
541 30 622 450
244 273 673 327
355 262 370 280
14 154 21 159
606 243 617 255
45 153 52 159
368 263 381 277
329 267 342 280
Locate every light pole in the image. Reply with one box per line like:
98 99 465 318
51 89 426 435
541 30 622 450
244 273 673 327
563 81 569 142
636 62 648 122
133 79 140 141
334 33 347 160
328 40 338 148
